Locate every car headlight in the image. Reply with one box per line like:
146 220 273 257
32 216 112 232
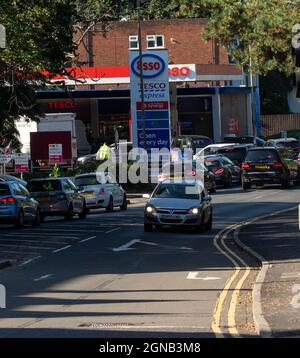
189 207 199 215
146 205 156 214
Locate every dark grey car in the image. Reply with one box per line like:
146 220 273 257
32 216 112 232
27 178 87 221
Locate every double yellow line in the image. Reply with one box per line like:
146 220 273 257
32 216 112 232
212 224 251 337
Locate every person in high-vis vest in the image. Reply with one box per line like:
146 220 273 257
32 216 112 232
96 142 110 160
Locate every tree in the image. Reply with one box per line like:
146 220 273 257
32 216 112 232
0 0 77 150
202 0 300 75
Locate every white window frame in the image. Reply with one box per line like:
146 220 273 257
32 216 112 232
146 35 165 49
129 35 139 50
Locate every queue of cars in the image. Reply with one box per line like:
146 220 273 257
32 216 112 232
0 172 128 228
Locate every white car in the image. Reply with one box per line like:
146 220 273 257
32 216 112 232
193 143 239 159
74 172 127 212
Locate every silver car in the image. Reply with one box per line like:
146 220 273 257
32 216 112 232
143 179 212 232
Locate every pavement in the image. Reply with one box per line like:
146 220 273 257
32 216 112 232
0 186 299 337
238 209 300 338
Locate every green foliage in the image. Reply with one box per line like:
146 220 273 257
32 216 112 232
202 0 300 75
0 0 77 150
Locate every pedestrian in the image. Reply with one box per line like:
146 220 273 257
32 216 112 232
96 142 110 160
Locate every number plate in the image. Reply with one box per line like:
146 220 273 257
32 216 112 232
255 165 269 169
161 214 182 220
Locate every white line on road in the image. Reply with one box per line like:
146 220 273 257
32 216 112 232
105 227 121 234
187 272 221 280
0 233 83 240
112 239 140 252
281 272 300 279
19 256 42 267
34 274 53 282
79 236 96 243
0 243 55 250
0 238 68 245
52 245 72 253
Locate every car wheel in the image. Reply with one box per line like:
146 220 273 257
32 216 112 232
79 202 87 219
210 181 216 193
144 223 153 232
64 204 74 220
32 209 41 227
194 215 205 233
106 196 114 212
243 181 251 190
120 195 127 211
225 174 232 188
281 177 289 189
15 210 24 229
205 211 213 231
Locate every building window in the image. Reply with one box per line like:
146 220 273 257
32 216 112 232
129 35 139 50
147 35 164 49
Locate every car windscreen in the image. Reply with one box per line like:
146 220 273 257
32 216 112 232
192 138 213 151
75 176 98 187
277 141 299 149
216 148 247 161
27 180 62 192
204 159 220 169
153 183 199 200
0 184 11 196
245 150 279 163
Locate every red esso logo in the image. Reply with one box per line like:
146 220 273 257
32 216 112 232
137 61 161 71
168 67 190 77
131 54 165 78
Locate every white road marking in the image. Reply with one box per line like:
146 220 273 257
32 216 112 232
34 274 53 282
112 239 140 252
187 272 221 280
0 243 55 250
79 236 96 243
31 228 105 233
0 238 68 245
19 256 41 267
52 245 72 253
105 227 121 234
1 233 83 240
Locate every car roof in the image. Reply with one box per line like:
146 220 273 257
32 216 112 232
28 177 69 181
248 147 277 151
204 155 224 160
270 138 298 143
204 143 238 148
160 178 201 185
176 135 212 139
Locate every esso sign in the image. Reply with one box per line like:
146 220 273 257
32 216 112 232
131 54 166 78
168 66 190 77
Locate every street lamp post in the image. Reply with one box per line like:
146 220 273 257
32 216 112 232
136 0 147 151
249 44 257 138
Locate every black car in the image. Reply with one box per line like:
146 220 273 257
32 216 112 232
204 155 241 187
158 161 216 193
214 144 253 167
171 135 213 155
241 147 300 190
27 178 87 221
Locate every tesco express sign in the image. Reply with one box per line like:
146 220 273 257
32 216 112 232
131 54 165 78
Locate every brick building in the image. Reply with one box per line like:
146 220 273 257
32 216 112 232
37 18 260 154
